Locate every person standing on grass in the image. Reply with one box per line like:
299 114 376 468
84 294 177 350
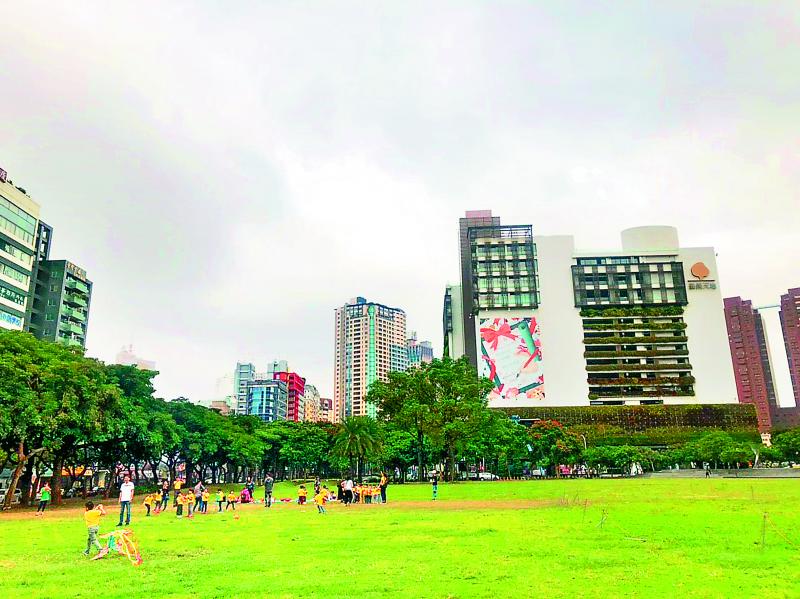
160 479 170 511
264 474 274 508
431 472 438 501
216 488 225 512
36 483 51 516
172 477 183 507
117 475 134 527
344 477 354 506
246 477 255 499
226 490 237 511
83 501 106 556
314 476 321 496
193 480 206 512
379 472 388 504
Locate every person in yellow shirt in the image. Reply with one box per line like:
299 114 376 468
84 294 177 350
82 501 106 556
176 492 186 518
314 486 328 514
298 485 308 505
172 478 183 507
216 489 225 512
185 492 196 518
201 490 210 514
142 493 153 516
226 491 237 511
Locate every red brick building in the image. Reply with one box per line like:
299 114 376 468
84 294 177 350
779 288 800 406
724 294 800 432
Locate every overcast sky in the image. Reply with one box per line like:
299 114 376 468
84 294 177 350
1 2 798 403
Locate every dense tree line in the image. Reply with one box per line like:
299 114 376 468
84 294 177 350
4 330 800 509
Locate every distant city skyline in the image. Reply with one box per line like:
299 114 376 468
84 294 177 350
2 3 798 402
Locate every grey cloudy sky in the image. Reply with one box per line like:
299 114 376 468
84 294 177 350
1 1 798 402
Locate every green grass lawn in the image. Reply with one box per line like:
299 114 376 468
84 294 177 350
2 479 799 598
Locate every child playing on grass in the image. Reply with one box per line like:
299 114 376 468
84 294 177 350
226 490 237 511
314 486 327 514
298 485 308 505
216 489 224 512
36 483 51 516
202 489 210 514
83 501 106 556
144 493 157 516
431 473 438 501
176 492 185 518
185 491 195 518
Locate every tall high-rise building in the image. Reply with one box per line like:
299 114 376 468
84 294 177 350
334 297 408 419
0 172 40 331
442 283 464 359
723 297 778 431
458 210 501 369
28 259 92 348
1 167 93 347
234 362 256 414
445 218 737 407
779 288 800 404
724 294 800 431
406 331 434 367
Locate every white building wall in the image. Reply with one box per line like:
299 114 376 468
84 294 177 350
677 246 738 404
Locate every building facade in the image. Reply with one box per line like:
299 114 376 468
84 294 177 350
234 362 256 414
303 384 321 422
0 174 40 331
446 215 737 408
780 288 800 405
406 331 434 367
724 294 800 431
245 379 288 422
27 259 92 348
334 297 408 419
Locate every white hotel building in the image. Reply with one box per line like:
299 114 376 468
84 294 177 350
444 211 737 408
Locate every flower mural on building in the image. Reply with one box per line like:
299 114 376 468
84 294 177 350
479 317 545 402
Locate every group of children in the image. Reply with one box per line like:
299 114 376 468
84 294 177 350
142 489 240 518
351 484 383 504
296 484 330 513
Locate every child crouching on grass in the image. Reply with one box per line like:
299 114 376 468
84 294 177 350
83 501 106 556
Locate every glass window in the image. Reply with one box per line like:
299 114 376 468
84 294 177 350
0 262 29 286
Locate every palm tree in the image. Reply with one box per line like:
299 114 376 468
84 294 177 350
333 416 382 481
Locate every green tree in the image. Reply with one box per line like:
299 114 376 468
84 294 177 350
773 429 800 463
369 366 435 480
427 357 494 482
332 416 382 481
527 420 583 477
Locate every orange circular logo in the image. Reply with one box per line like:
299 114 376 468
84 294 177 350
690 262 710 279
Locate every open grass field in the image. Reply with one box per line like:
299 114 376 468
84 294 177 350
2 479 799 598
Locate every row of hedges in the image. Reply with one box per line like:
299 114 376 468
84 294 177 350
586 363 693 372
584 349 689 358
493 403 758 433
583 335 688 345
589 390 696 399
567 424 759 447
582 322 687 331
588 376 696 386
580 306 684 318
